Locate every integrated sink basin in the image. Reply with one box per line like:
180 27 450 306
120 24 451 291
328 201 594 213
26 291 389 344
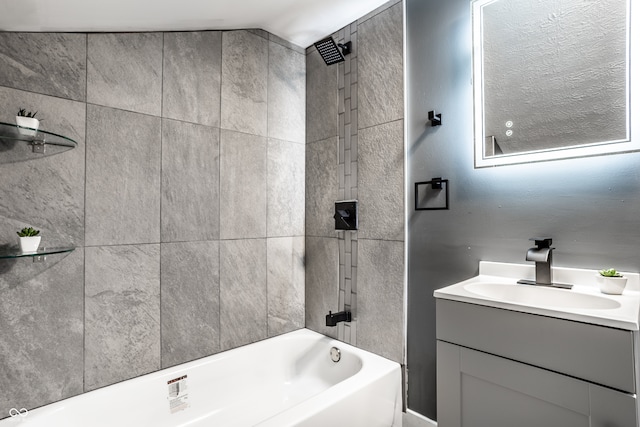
434 261 640 330
464 282 622 310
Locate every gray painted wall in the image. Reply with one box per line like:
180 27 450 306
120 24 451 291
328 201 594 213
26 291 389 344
0 30 305 416
407 0 640 420
305 0 405 363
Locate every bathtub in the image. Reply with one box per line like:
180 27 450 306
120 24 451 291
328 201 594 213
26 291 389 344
2 329 402 426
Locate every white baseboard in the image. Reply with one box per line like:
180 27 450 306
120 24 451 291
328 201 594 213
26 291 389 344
403 409 437 427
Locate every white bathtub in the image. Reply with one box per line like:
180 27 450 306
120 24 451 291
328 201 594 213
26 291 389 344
2 329 402 426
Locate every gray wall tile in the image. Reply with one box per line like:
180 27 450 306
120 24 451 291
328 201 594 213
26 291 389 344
85 245 160 391
0 33 87 101
0 250 84 416
267 236 305 336
0 87 86 247
268 42 305 143
358 120 404 241
161 119 220 242
85 105 161 246
163 31 222 127
305 236 339 338
267 139 305 237
306 47 338 143
357 239 403 363
248 29 270 40
358 3 404 129
87 33 163 116
303 2 405 365
219 129 266 239
0 26 310 416
220 239 267 350
268 33 306 54
306 137 338 238
221 31 268 136
357 0 403 25
161 241 220 368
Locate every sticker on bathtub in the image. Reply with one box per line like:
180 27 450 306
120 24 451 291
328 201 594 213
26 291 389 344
167 375 189 414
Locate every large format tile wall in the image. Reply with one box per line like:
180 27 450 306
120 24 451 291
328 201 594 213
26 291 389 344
0 30 305 415
305 0 405 363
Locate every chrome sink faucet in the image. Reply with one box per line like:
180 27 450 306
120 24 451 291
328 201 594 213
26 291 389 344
517 238 573 289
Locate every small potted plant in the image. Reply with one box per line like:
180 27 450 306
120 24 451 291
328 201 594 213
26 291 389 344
17 227 41 253
15 108 40 137
597 268 627 295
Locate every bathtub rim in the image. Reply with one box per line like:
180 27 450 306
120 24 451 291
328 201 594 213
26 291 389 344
2 328 402 425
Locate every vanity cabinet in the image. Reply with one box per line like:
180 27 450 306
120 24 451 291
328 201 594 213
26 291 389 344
436 299 638 427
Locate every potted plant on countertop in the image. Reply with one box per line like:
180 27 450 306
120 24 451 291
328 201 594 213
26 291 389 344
17 227 41 253
15 108 40 137
597 268 628 295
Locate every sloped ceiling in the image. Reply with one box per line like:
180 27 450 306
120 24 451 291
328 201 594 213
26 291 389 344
0 0 392 48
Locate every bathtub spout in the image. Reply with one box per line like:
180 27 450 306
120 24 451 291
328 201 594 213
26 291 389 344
326 310 352 327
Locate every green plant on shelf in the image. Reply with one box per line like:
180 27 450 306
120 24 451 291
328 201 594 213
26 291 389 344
17 108 38 118
598 268 623 278
17 227 40 237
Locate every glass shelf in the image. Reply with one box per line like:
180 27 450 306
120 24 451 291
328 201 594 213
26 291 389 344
0 246 75 260
0 121 77 163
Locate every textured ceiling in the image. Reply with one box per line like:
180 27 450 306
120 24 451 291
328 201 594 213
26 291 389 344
0 0 391 48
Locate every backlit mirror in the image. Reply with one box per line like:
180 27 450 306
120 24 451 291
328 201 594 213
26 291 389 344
472 0 638 167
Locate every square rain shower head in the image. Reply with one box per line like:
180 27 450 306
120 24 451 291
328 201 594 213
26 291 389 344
314 37 352 66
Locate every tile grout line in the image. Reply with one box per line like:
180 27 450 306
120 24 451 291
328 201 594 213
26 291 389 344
217 33 223 351
351 27 358 347
265 36 271 338
83 31 89 394
159 31 165 369
217 125 222 352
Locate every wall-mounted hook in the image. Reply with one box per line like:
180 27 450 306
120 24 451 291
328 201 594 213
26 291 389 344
428 110 442 127
430 176 443 190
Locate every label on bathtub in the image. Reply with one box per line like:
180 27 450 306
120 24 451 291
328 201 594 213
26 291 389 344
167 375 189 414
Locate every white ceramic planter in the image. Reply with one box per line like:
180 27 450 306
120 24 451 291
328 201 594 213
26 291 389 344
596 275 628 295
15 116 40 137
19 236 41 253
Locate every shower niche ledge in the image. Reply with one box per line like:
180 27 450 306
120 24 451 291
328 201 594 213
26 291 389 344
0 121 77 163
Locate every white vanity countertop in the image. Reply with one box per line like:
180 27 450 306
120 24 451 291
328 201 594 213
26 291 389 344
434 261 640 331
